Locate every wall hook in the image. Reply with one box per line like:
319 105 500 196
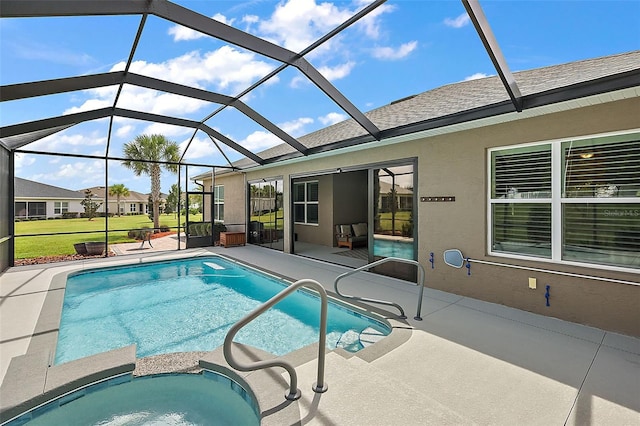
429 252 434 269
465 258 471 276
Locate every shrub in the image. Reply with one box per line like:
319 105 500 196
159 224 170 232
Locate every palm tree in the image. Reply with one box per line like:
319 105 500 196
122 134 180 232
108 183 130 217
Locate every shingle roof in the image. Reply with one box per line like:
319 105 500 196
82 186 150 203
231 50 640 169
14 177 85 199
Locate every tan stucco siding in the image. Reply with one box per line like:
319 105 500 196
203 97 640 335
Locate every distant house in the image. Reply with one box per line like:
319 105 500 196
81 186 152 215
14 177 85 219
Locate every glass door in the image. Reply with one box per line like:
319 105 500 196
371 163 416 280
248 178 284 251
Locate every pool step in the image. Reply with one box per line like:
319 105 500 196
359 327 386 347
336 327 387 351
336 330 361 352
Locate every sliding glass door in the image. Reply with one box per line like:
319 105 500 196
371 163 416 280
248 178 284 251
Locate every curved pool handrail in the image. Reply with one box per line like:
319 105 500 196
333 257 426 321
223 278 329 401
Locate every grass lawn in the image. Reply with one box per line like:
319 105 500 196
250 209 284 230
14 214 199 258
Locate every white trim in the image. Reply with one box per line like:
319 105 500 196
488 129 640 274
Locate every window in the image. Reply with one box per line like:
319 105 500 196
293 181 319 224
130 204 136 212
15 202 26 218
490 132 639 270
27 202 46 218
214 185 224 222
54 201 69 214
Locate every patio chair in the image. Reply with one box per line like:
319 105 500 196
335 223 367 249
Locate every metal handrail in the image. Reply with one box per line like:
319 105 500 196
223 278 329 401
334 257 426 320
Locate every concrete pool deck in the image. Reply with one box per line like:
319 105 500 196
1 245 638 425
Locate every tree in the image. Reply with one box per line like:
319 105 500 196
108 183 129 217
122 134 180 232
80 189 102 221
165 183 181 216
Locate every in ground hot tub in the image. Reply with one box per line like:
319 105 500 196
4 371 260 426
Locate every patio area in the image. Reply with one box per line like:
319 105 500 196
1 244 638 425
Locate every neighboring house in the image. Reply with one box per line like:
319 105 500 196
81 186 154 215
195 52 640 336
14 177 84 219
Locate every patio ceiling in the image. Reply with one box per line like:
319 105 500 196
0 0 524 170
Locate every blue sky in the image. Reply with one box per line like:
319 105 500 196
2 0 639 194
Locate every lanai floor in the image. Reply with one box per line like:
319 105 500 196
1 244 638 425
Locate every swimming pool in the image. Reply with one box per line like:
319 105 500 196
373 238 414 260
5 371 260 426
55 256 390 364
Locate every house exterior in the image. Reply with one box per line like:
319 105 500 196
14 177 84 219
81 186 155 216
197 52 640 336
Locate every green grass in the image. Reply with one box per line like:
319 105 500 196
250 209 284 230
14 214 198 259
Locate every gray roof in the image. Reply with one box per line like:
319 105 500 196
81 186 151 203
232 50 640 169
15 177 84 199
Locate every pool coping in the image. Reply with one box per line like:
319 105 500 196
1 253 414 424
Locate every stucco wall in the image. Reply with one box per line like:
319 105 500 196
204 97 640 335
332 170 368 245
215 171 247 232
293 174 333 246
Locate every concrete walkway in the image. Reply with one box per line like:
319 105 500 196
1 245 638 425
109 232 185 255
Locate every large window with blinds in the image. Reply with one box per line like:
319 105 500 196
490 132 639 270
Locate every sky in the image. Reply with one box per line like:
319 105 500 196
2 0 639 195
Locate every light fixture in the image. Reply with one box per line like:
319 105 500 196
579 152 594 159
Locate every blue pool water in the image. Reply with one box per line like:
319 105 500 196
373 238 414 260
10 372 259 426
55 256 390 364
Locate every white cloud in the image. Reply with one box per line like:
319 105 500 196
141 123 192 139
180 137 216 160
280 117 314 136
116 124 135 138
444 13 470 29
65 47 276 120
464 72 490 81
257 0 354 53
318 61 356 81
243 15 259 24
168 13 235 41
319 112 346 126
14 153 35 170
356 2 396 39
30 130 107 152
64 98 112 115
239 130 282 152
30 160 104 187
290 75 307 88
371 41 417 60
